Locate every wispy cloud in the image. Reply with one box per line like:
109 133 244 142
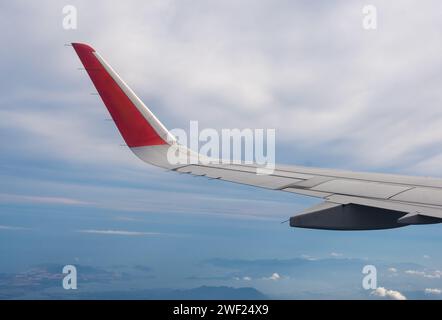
113 216 144 222
234 276 252 281
77 229 163 236
330 252 343 257
425 288 441 295
0 225 30 231
405 269 442 279
0 193 89 206
301 254 318 261
371 287 406 300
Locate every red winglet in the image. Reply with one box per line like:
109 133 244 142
72 43 167 147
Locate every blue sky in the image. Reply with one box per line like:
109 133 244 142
1 0 442 299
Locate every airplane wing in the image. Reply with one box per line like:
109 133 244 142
72 43 442 230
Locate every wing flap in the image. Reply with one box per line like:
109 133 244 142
311 179 411 199
283 187 333 198
176 165 302 189
327 194 442 219
391 187 442 206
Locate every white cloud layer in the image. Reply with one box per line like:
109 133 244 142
2 1 442 175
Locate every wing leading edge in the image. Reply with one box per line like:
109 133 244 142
72 43 442 230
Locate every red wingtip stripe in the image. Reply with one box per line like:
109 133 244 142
72 43 167 147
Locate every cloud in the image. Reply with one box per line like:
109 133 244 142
77 229 163 236
371 287 406 300
263 273 281 281
1 174 302 222
114 216 144 222
0 107 141 167
425 288 441 295
423 255 431 259
405 270 442 279
388 268 397 273
330 252 343 257
301 254 317 261
0 225 30 231
0 193 89 206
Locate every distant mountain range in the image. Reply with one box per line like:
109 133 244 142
53 285 268 300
